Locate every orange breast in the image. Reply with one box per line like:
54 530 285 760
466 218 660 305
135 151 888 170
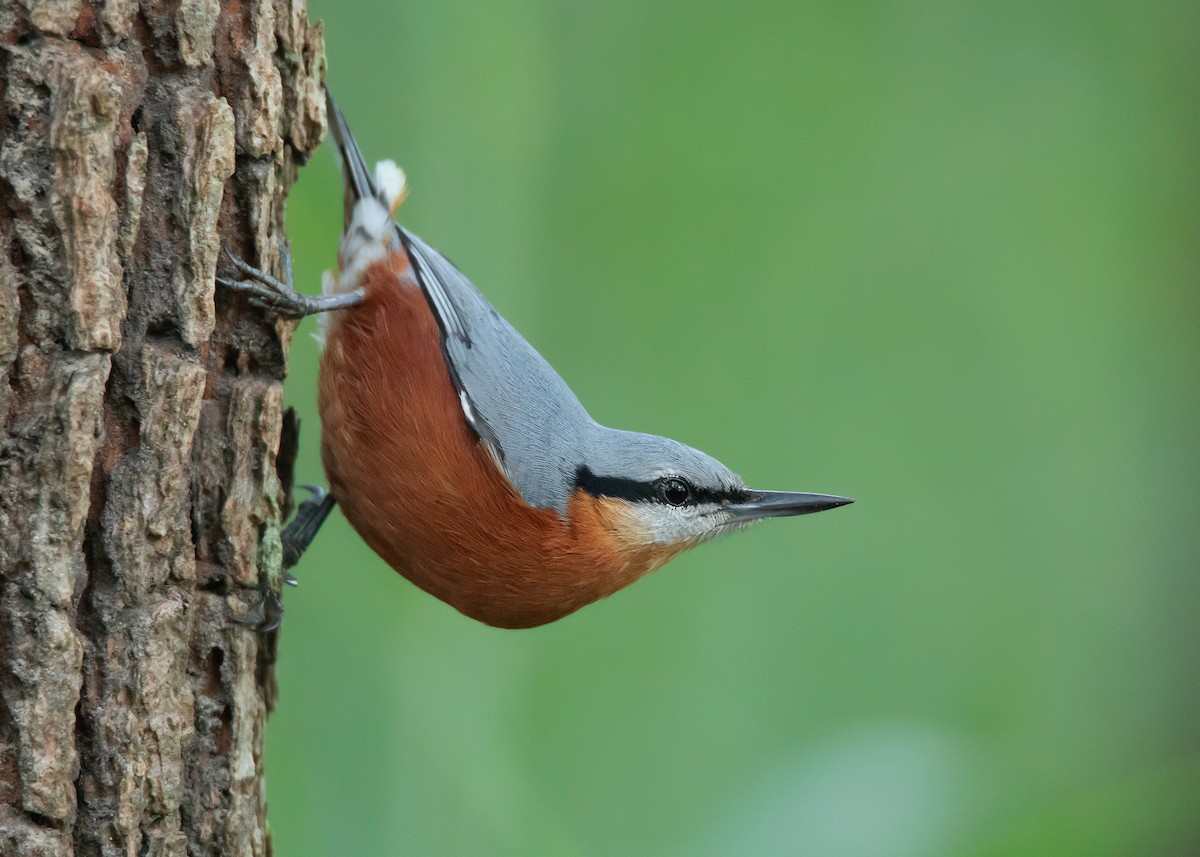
318 253 684 628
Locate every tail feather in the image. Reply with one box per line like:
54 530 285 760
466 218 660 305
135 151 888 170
325 90 377 226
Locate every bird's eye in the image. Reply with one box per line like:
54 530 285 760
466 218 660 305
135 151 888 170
657 477 693 507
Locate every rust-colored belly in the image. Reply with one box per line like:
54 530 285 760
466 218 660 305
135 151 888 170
317 255 673 628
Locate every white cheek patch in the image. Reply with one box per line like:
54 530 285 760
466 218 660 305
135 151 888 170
620 503 727 546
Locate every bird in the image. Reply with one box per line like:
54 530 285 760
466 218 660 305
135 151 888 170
218 92 852 629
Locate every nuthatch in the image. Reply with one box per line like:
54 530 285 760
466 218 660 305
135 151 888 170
220 93 852 629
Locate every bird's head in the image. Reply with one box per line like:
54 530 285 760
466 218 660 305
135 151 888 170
573 430 852 557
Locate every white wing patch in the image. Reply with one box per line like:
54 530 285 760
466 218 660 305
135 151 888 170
458 390 478 428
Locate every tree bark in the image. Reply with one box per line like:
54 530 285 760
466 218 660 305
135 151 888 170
0 2 325 855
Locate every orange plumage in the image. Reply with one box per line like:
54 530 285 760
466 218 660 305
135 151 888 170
319 252 687 628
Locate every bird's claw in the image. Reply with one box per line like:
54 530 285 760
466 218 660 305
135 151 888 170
231 587 284 633
218 245 313 319
218 245 365 319
227 480 335 633
230 484 331 632
297 483 328 503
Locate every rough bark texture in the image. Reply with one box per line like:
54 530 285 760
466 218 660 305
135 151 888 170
0 2 325 855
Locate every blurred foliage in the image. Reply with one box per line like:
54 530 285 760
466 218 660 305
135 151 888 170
266 1 1200 854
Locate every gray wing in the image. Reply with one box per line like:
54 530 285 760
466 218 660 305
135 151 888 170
326 92 591 513
396 226 594 513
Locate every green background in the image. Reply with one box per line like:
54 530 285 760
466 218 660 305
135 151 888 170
267 2 1199 854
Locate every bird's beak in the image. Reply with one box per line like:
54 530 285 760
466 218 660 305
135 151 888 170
728 490 854 521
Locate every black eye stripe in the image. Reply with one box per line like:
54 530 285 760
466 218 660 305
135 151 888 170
574 466 657 503
695 485 750 504
575 466 748 506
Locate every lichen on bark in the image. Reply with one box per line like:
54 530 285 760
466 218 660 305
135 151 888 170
0 2 326 855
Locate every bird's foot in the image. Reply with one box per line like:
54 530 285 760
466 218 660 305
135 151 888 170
282 484 336 572
218 245 364 319
230 486 335 633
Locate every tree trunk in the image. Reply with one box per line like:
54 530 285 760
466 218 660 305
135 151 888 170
0 2 325 855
